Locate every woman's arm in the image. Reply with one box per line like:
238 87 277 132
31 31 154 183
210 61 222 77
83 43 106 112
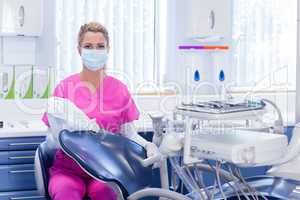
45 97 101 148
120 122 148 147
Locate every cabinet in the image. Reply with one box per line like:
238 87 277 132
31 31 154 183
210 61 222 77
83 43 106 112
0 0 43 36
0 136 46 200
185 0 231 41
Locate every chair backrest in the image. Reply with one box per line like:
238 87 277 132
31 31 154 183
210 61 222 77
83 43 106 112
59 130 153 198
34 141 57 196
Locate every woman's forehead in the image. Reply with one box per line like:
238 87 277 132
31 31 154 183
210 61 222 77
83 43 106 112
82 31 106 44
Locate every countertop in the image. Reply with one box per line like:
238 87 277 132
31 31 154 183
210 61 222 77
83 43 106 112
0 119 154 138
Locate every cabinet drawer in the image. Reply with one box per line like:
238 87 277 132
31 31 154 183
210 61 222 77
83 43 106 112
0 137 45 151
0 151 35 165
0 190 45 200
0 164 36 191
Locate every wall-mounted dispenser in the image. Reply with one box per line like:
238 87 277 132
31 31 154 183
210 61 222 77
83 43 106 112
0 0 43 36
33 66 52 99
0 72 8 95
0 66 15 99
15 66 33 99
0 65 53 100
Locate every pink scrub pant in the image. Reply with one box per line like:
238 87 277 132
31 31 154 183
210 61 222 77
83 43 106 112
48 149 117 200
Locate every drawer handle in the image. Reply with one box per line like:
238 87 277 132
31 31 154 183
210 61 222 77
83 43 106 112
9 170 35 174
10 195 44 200
9 142 41 146
9 156 35 160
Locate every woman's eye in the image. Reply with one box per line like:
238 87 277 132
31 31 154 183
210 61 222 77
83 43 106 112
97 45 105 49
83 45 92 49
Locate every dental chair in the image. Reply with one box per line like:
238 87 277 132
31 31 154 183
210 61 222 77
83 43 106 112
35 130 190 200
34 140 57 199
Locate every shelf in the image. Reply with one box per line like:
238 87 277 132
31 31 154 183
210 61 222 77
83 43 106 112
178 45 229 50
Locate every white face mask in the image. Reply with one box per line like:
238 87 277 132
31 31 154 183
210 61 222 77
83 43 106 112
81 48 108 71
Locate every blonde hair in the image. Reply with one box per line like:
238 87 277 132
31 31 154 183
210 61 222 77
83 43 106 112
78 22 109 47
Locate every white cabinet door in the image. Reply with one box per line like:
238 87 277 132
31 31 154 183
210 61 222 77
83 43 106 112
0 0 20 35
185 0 231 40
2 37 36 65
0 0 43 36
18 0 43 36
209 0 231 37
0 38 2 64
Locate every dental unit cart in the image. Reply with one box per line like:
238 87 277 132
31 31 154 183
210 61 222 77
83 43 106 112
175 100 287 166
151 98 292 200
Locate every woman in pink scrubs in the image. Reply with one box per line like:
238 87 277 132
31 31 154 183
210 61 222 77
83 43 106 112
42 22 158 200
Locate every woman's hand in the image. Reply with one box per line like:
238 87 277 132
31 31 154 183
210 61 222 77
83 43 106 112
144 142 162 168
145 142 161 158
120 122 162 165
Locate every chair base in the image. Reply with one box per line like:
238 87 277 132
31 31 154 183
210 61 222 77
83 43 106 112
212 176 300 200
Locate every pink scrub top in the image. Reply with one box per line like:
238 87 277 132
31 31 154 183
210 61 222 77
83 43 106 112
42 73 139 133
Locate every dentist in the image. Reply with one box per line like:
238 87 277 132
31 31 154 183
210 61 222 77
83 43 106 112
42 22 159 200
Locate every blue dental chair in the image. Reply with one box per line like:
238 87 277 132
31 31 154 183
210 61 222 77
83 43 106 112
35 130 189 200
34 140 56 199
35 129 153 200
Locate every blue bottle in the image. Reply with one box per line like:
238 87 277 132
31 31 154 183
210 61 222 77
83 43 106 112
219 70 225 82
219 70 226 101
194 70 200 82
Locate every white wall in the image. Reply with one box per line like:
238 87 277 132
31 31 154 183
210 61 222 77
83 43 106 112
35 0 56 68
296 0 300 123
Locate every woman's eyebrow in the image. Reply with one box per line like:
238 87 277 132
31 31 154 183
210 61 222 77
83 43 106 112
82 42 106 47
83 42 105 45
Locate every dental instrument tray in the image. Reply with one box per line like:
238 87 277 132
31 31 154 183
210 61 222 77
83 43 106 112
175 100 266 120
177 100 265 114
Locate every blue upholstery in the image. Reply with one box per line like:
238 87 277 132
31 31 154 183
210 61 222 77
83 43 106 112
59 130 153 198
36 141 57 199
